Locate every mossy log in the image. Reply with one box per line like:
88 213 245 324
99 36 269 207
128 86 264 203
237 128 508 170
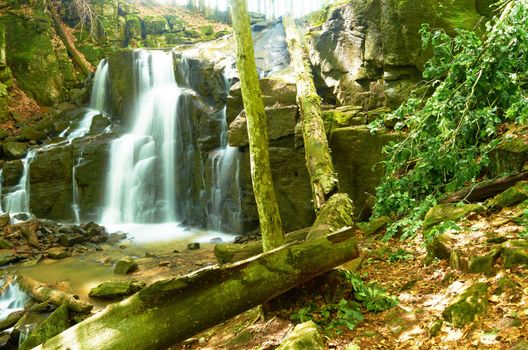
282 15 339 211
439 171 528 204
47 0 94 76
15 275 93 313
214 227 311 263
36 228 358 350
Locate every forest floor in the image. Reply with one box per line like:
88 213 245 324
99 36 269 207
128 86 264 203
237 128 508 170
171 207 528 350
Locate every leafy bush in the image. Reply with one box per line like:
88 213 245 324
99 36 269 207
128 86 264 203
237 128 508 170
372 0 528 227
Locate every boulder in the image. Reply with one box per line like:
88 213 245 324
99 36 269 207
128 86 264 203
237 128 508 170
19 304 69 350
276 321 324 350
114 256 138 275
423 203 485 231
20 126 47 142
330 126 401 218
46 247 69 260
0 213 10 228
442 282 488 328
142 16 169 35
89 280 145 299
502 240 528 269
467 250 499 276
3 142 28 159
228 105 298 147
426 233 457 260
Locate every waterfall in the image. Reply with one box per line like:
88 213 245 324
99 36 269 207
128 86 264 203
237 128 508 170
63 60 110 141
3 150 36 216
102 50 193 224
0 277 30 322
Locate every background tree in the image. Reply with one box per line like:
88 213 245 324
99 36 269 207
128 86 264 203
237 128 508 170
230 0 284 252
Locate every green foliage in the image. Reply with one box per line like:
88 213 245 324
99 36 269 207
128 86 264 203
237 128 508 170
345 272 399 313
387 248 414 262
290 272 398 333
372 0 528 229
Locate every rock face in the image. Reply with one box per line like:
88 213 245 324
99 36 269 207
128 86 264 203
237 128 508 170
308 0 484 108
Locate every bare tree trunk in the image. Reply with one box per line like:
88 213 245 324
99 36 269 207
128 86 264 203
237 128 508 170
282 15 339 211
36 229 358 350
230 0 284 252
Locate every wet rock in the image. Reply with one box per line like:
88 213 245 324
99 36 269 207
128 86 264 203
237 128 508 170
19 304 69 350
187 242 200 250
502 240 528 268
89 280 145 300
47 247 69 260
0 310 24 332
276 321 324 350
0 252 17 266
210 237 222 243
58 233 84 247
107 232 127 244
423 203 485 231
20 126 46 142
2 142 27 159
114 256 138 275
12 213 30 222
442 282 488 328
0 214 10 228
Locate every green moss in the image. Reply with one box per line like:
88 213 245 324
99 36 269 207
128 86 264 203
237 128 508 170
164 15 186 32
357 216 392 236
125 14 142 40
142 16 169 36
423 203 485 231
502 240 528 268
467 250 499 276
442 282 488 328
488 181 528 209
19 305 70 350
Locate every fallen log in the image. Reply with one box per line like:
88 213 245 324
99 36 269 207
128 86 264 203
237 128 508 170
439 171 528 204
214 227 311 263
47 0 94 76
36 228 358 350
15 275 93 313
282 15 339 211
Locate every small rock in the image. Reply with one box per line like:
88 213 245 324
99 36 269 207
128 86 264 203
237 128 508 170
58 233 84 247
12 213 30 222
107 232 127 244
114 256 138 275
187 242 200 250
428 319 443 337
47 247 69 260
0 214 10 228
468 250 499 276
502 240 528 268
89 280 145 299
442 282 488 328
199 337 207 346
276 321 324 350
159 261 170 267
0 239 12 249
210 237 223 243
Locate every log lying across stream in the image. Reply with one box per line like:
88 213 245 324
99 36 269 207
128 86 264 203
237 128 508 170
36 227 358 350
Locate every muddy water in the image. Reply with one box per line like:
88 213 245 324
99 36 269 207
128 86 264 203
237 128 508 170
8 225 236 310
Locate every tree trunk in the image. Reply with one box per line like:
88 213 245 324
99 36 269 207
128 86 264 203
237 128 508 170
282 15 339 211
231 0 284 252
15 275 93 313
36 228 358 350
214 227 311 264
47 0 94 76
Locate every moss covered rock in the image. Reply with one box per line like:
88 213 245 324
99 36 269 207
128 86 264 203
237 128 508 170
3 142 28 159
125 14 142 41
19 304 69 350
89 280 145 299
142 16 169 36
114 256 138 275
468 250 499 276
427 232 457 260
442 282 488 328
423 203 485 231
357 216 392 236
488 181 528 209
276 321 324 350
502 240 528 269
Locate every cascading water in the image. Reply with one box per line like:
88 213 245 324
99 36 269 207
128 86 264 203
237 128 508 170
68 59 110 224
0 169 3 214
102 50 190 224
3 150 36 216
0 277 30 322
